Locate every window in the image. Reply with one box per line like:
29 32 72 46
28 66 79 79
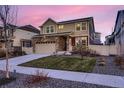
58 25 64 30
51 26 54 32
76 23 81 31
82 22 87 30
82 40 86 46
46 27 49 33
46 25 55 33
76 22 87 31
22 40 32 47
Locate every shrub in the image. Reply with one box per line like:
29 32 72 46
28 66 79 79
12 50 26 57
0 49 6 58
115 56 124 70
72 45 100 57
115 56 122 66
24 70 49 86
22 51 27 55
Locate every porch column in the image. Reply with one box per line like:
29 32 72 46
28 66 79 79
32 38 36 53
55 37 59 53
66 36 69 51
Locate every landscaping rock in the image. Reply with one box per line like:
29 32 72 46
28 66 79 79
98 62 106 66
0 70 111 88
93 56 124 76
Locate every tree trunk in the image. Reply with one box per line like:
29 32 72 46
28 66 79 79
5 41 9 78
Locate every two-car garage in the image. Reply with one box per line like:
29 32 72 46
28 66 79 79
35 41 56 54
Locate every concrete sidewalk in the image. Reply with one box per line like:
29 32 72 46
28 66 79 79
0 54 124 88
0 54 49 65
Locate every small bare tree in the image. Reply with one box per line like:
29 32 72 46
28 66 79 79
0 5 17 78
76 40 88 59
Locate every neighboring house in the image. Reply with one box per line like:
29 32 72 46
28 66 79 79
13 25 40 54
33 17 101 54
0 24 17 50
105 34 115 45
94 32 102 45
113 10 124 56
105 10 124 56
0 24 40 54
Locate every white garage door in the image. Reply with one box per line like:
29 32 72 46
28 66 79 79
35 43 56 54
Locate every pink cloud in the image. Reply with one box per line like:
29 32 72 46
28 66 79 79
17 5 124 42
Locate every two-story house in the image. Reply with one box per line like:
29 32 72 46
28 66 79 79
94 32 102 44
0 24 16 50
0 24 40 54
33 17 101 54
106 10 124 56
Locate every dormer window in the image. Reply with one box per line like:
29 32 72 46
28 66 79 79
51 26 54 32
46 25 55 33
46 27 49 33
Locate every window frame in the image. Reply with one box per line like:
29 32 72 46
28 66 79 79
75 22 87 31
22 40 32 48
82 22 87 30
58 25 64 30
45 25 55 33
75 23 81 31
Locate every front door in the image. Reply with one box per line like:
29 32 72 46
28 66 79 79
71 37 75 46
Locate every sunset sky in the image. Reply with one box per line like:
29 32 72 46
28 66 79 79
17 5 124 42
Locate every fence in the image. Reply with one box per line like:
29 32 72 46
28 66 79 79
89 45 117 56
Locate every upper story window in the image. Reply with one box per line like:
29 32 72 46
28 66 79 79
46 25 55 33
75 22 87 31
46 27 49 33
58 25 64 30
76 23 81 31
51 26 54 32
82 22 87 30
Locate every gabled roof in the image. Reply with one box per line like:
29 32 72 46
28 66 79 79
95 32 101 34
7 24 17 28
113 10 124 35
58 17 93 24
0 24 17 31
18 25 40 34
40 18 57 27
40 17 94 27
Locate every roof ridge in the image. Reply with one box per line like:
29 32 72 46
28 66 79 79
57 17 93 23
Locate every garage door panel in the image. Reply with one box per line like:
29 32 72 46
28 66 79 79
35 43 56 54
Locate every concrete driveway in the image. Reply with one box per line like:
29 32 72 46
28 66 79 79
0 54 49 67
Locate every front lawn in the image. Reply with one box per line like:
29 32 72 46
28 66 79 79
19 56 96 72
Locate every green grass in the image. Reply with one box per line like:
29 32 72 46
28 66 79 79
19 56 96 73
